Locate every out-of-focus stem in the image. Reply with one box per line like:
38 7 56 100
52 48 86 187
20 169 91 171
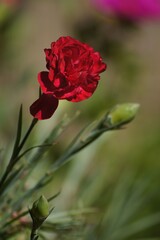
0 118 38 196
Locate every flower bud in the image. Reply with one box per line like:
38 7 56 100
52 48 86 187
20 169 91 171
106 103 140 126
31 195 49 220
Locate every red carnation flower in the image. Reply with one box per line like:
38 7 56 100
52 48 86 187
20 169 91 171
30 36 107 120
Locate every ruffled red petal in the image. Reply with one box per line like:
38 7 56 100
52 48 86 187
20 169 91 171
30 94 59 120
38 71 54 94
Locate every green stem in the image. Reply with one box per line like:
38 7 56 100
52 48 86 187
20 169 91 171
0 118 38 195
17 118 38 156
13 123 120 209
30 226 39 240
2 210 28 229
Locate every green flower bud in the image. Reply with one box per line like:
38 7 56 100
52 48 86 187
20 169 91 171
107 103 140 126
32 195 49 220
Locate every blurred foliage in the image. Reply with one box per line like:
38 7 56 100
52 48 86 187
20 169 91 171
0 0 160 239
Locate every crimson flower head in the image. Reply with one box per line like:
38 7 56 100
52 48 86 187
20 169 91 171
30 36 107 120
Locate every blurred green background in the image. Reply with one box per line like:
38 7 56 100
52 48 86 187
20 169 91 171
0 0 160 239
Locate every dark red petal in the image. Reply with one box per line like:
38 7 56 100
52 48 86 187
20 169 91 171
54 86 95 102
38 71 54 94
30 94 59 120
91 52 107 74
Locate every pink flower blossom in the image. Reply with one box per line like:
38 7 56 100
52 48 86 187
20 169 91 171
91 0 160 21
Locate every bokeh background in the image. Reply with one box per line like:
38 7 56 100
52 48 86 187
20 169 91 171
0 0 160 239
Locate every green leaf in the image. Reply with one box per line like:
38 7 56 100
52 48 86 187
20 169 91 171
0 165 24 198
11 104 23 160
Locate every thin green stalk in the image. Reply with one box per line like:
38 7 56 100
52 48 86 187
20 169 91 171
30 226 39 240
17 118 38 157
0 118 38 196
12 123 121 210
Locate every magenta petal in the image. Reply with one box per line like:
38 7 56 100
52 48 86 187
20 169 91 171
38 71 54 94
30 94 59 120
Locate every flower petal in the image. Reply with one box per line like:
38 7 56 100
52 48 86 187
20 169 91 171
30 94 59 120
38 71 54 94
